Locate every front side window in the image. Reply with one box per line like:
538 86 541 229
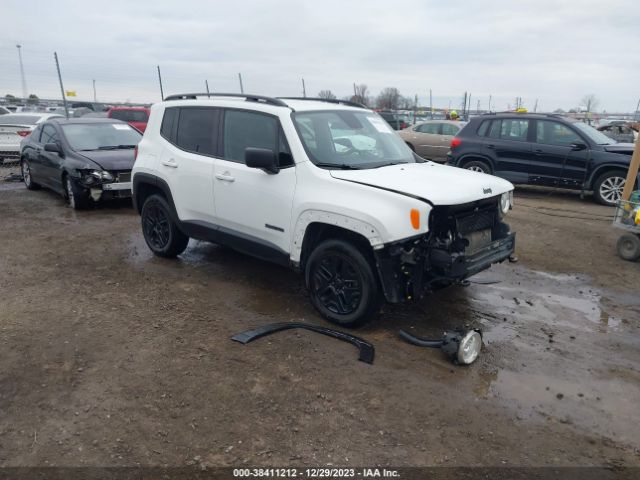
61 123 142 151
40 125 59 145
293 110 415 169
223 110 278 163
416 123 440 134
175 108 217 155
536 120 581 146
573 121 616 145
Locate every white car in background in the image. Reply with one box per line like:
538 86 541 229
0 113 62 163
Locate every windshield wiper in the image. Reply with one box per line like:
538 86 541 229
97 144 137 150
314 162 361 170
371 162 409 168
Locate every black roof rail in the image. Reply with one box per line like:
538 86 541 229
163 93 289 108
278 97 367 109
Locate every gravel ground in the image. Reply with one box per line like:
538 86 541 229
0 181 639 468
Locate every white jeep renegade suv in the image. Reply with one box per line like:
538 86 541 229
132 93 515 327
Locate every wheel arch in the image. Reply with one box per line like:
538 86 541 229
458 155 494 172
587 164 630 189
132 173 177 217
293 214 382 269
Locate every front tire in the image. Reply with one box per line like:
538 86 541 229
617 233 640 261
593 171 628 206
141 194 189 258
464 160 491 174
21 158 40 190
65 175 92 210
305 239 381 328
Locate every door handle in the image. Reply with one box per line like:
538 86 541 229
486 144 495 149
534 149 544 155
161 158 178 168
215 173 235 182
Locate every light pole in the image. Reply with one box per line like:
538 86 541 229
16 44 28 101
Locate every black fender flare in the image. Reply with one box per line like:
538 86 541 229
231 322 375 364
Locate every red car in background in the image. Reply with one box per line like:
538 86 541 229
107 106 151 133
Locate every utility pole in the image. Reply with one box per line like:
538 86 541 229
488 94 492 112
533 98 539 113
16 44 28 101
54 52 69 119
476 99 480 114
413 93 418 124
92 79 97 102
157 66 164 100
467 93 472 119
429 88 433 117
238 73 244 94
302 78 306 98
205 80 211 98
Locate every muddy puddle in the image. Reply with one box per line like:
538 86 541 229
466 266 640 447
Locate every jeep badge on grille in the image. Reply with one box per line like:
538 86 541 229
483 188 492 194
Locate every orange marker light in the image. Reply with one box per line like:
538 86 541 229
410 209 420 230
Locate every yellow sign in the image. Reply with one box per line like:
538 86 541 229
65 90 76 97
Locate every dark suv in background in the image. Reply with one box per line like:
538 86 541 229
447 113 636 205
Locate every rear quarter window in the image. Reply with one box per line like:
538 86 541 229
476 120 490 136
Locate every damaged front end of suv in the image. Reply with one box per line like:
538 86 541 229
375 192 515 303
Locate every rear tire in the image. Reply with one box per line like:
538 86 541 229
593 170 628 206
141 194 189 258
464 159 491 174
21 158 40 190
305 239 381 328
617 233 640 261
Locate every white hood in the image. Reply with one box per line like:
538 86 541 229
329 162 513 206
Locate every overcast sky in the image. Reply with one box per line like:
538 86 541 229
1 0 639 112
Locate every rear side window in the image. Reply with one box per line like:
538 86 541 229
222 110 278 163
441 124 459 135
160 107 178 141
175 107 217 155
488 119 529 142
476 120 490 136
416 123 440 134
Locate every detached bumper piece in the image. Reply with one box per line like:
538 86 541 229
231 322 375 364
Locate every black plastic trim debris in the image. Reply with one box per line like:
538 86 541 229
231 322 375 364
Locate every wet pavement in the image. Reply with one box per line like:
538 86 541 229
0 184 639 467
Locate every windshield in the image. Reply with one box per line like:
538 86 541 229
61 123 142 151
573 121 617 145
293 110 416 169
110 109 149 122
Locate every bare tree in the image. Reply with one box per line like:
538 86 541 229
318 90 337 100
376 87 402 110
351 84 370 106
581 94 600 113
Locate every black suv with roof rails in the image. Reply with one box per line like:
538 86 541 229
446 112 637 206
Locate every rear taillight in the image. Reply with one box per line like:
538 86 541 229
400 121 407 129
134 145 138 160
450 137 462 149
16 130 31 137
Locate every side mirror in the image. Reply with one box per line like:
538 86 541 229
245 147 279 174
570 142 588 151
44 143 62 154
